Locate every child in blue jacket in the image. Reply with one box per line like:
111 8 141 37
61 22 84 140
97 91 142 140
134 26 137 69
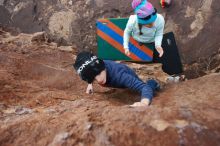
73 51 160 107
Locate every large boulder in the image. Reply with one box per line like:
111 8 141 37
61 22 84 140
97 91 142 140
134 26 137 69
0 33 220 145
0 0 220 63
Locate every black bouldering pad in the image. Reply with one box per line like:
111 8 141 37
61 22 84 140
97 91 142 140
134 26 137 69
153 32 183 75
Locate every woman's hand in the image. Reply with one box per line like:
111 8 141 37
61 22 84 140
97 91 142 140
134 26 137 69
124 48 130 56
156 46 164 57
86 84 93 94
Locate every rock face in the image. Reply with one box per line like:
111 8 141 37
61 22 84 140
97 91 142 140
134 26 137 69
0 30 220 146
48 11 76 43
0 0 219 63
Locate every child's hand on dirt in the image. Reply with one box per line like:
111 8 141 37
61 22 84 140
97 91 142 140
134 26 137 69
130 98 150 107
156 46 164 57
86 84 93 94
124 48 130 56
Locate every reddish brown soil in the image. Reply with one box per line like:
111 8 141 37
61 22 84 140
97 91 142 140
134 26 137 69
0 39 220 146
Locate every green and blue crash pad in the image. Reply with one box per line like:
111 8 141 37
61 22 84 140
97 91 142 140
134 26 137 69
96 18 183 75
96 18 154 61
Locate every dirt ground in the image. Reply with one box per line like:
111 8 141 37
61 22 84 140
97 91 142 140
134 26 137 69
0 31 220 146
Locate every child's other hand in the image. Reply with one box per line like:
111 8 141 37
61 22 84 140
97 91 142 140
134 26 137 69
124 48 130 56
156 46 164 57
130 99 150 107
86 84 93 94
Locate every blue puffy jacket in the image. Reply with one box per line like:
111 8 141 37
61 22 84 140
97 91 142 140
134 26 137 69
104 60 158 101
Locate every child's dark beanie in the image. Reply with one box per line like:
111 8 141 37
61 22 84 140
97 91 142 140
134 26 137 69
73 51 105 83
